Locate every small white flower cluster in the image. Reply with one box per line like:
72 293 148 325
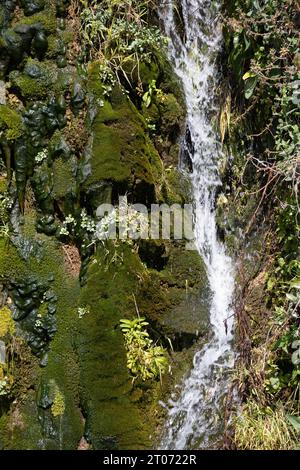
99 65 116 97
35 319 43 328
95 209 117 240
80 209 96 234
0 377 9 396
78 306 89 319
95 201 148 242
35 149 48 164
125 205 148 240
60 226 70 236
59 214 76 236
59 203 148 243
65 215 76 224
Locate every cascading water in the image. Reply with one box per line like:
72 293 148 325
159 0 235 449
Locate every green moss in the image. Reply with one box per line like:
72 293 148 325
9 59 59 99
0 240 26 279
0 177 8 194
0 395 42 450
51 386 65 418
0 104 23 141
77 242 152 449
0 306 15 338
45 35 62 59
161 166 191 204
96 100 120 123
139 61 160 85
52 158 76 199
46 30 71 60
86 61 107 99
159 93 183 133
38 301 48 318
160 246 205 290
136 242 209 340
84 66 163 197
121 59 160 89
14 4 57 34
0 233 83 449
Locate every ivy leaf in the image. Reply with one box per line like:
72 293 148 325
243 73 258 100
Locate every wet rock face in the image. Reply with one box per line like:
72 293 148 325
10 277 57 361
0 22 51 77
20 0 45 16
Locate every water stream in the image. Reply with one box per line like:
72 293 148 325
159 0 236 449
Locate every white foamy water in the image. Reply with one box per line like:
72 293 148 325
159 0 235 449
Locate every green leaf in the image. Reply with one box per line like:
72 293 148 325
287 415 300 434
290 278 300 289
244 76 258 100
286 293 298 302
291 349 300 365
142 91 151 108
242 71 256 80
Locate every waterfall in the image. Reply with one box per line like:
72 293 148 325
159 0 235 449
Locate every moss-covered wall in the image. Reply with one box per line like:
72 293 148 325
0 0 210 449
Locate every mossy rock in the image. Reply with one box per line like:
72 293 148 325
76 242 153 449
20 0 46 16
9 58 59 100
137 243 210 342
0 176 8 194
52 157 76 200
0 104 23 140
13 3 57 34
46 34 66 60
0 306 15 338
122 59 160 89
159 93 184 133
0 394 42 450
159 244 206 290
83 63 164 203
0 234 83 449
160 166 191 204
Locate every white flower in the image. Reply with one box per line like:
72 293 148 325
80 209 96 233
0 378 9 396
60 226 69 236
65 214 76 224
78 307 89 319
35 149 48 164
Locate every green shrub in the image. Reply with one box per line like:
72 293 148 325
79 0 166 86
120 316 168 382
